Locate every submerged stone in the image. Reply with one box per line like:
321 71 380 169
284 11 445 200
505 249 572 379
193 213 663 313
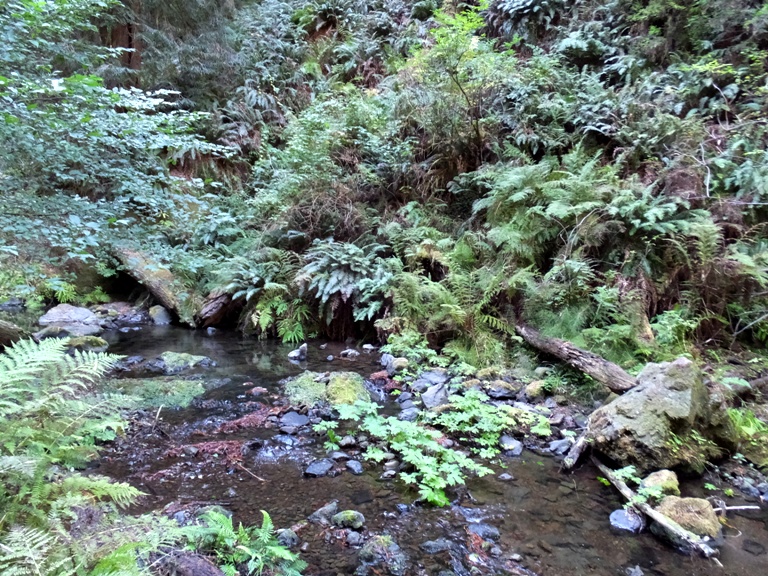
609 509 646 533
158 351 215 374
304 458 334 477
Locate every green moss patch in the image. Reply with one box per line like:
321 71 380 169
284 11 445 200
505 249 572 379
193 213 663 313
104 377 205 408
284 371 368 406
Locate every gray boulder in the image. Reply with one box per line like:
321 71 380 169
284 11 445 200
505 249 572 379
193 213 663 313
37 304 103 337
421 383 448 409
149 305 172 325
586 358 732 473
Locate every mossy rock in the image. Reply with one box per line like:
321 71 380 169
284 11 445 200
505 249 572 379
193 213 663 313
327 373 368 404
66 335 109 352
742 437 768 472
159 351 214 374
104 377 205 408
641 469 680 498
654 496 721 539
524 380 547 400
331 510 365 529
284 371 368 406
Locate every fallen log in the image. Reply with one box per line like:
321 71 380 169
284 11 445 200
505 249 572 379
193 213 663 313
515 324 637 393
113 247 194 326
0 319 24 348
196 289 234 327
591 456 718 558
562 428 591 470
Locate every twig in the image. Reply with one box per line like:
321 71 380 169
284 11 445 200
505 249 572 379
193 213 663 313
591 457 719 558
151 405 163 432
712 505 760 513
236 462 266 482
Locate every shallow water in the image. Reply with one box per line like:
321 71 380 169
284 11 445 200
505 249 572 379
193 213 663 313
98 326 768 576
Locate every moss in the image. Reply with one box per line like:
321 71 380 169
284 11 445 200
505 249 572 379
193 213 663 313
327 373 368 404
284 371 368 406
524 380 547 400
641 470 680 497
655 496 721 538
331 510 365 529
104 377 205 408
66 335 109 352
159 351 211 373
284 371 327 406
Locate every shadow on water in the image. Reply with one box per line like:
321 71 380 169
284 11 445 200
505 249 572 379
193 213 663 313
99 326 768 576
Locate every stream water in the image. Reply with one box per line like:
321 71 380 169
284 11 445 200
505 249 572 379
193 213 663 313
96 326 768 576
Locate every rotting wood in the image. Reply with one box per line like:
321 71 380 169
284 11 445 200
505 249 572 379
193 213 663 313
196 289 233 327
0 319 24 348
515 324 637 392
591 456 719 558
113 247 193 325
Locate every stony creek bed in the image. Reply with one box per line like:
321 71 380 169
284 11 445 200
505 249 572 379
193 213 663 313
95 325 768 576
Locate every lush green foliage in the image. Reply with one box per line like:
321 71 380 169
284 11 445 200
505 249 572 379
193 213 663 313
183 510 305 576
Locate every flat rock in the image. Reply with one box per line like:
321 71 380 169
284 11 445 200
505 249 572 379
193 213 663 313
304 459 334 477
467 523 500 541
39 304 100 326
610 509 646 533
410 378 431 393
420 538 453 554
420 370 449 385
421 383 448 409
280 411 309 427
548 439 572 455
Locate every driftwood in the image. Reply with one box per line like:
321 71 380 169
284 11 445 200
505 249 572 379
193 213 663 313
114 247 191 325
196 289 233 327
562 428 591 470
591 456 719 558
0 319 24 348
515 324 637 393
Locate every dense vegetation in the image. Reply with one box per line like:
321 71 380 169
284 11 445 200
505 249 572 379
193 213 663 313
3 0 768 370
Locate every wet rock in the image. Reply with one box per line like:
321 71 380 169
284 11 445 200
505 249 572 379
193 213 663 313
421 370 449 385
548 439 572 455
498 473 515 481
35 322 102 338
326 355 334 362
280 411 309 428
308 500 338 525
39 304 100 327
586 358 730 473
149 305 172 325
362 344 376 352
276 528 299 548
743 539 766 556
346 531 364 546
288 343 308 361
357 535 407 576
332 510 365 529
340 348 360 359
467 523 500 541
330 451 350 461
399 407 420 421
641 470 680 497
410 379 430 393
609 509 646 533
304 459 334 477
383 460 400 471
380 353 394 367
380 470 397 479
486 380 520 400
625 566 644 576
654 496 721 539
399 400 415 410
65 335 109 352
386 357 409 376
420 538 453 554
396 392 412 403
206 327 217 335
524 380 547 400
280 426 297 435
346 460 364 475
336 436 355 449
157 351 215 374
421 383 448 409
499 435 523 456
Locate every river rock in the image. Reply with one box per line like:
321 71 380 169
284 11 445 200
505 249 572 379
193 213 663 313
157 551 225 576
653 496 721 539
357 535 407 576
410 378 431 393
346 460 364 475
340 348 360 359
399 407 420 421
486 380 520 400
420 538 454 554
37 304 103 337
332 510 365 529
548 438 572 455
276 528 300 548
609 509 646 533
524 380 547 400
149 305 172 325
65 335 109 352
157 351 215 374
346 531 364 546
386 357 409 376
308 500 338 525
421 383 448 409
585 357 731 473
288 343 308 361
499 435 523 456
420 369 449 385
641 469 680 497
280 411 309 427
304 459 334 477
467 523 500 541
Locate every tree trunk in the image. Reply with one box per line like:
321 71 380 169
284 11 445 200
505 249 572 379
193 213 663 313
515 324 637 393
113 247 194 326
0 319 24 348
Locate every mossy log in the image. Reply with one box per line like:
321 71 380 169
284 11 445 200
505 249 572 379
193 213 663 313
592 457 718 558
114 247 193 326
515 324 637 393
0 319 24 348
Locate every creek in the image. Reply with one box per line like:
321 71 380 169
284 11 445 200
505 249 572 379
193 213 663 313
96 325 768 576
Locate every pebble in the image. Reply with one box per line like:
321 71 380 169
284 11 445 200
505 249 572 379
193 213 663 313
346 460 364 475
326 355 334 361
381 470 397 479
304 459 334 477
346 531 363 546
498 473 515 481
